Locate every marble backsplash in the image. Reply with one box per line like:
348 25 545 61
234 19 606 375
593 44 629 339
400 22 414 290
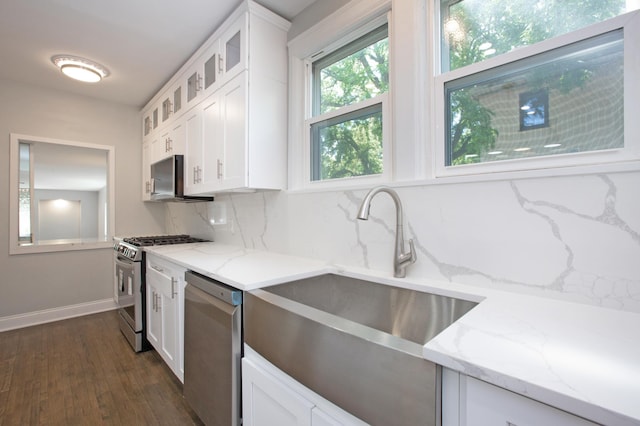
166 171 640 313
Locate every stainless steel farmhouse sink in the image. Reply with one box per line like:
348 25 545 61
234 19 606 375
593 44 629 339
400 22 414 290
244 274 478 426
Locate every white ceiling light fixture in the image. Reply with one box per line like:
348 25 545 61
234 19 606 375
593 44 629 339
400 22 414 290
51 55 110 83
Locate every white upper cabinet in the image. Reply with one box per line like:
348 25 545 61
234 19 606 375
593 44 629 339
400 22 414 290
202 40 221 96
186 55 205 107
215 73 246 191
141 0 290 199
143 114 152 138
219 12 247 84
141 140 151 201
156 120 185 162
184 106 204 195
184 93 220 195
201 11 247 99
160 80 183 125
185 71 248 195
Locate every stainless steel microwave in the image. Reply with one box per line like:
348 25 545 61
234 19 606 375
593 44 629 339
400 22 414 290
150 155 213 202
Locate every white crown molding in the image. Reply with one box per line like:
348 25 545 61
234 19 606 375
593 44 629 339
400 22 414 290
288 0 391 57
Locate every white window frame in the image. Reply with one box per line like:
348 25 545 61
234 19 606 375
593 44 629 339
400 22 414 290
8 133 115 255
432 9 640 179
288 0 392 191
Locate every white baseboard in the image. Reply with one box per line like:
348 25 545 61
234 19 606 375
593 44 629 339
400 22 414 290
0 298 118 332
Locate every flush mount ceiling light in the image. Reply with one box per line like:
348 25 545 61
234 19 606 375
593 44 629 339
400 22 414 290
51 55 110 83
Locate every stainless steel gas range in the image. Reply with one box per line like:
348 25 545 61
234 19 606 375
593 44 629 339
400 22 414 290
113 235 209 352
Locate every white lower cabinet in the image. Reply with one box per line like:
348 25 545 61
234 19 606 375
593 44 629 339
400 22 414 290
443 368 597 426
242 346 368 426
145 254 186 382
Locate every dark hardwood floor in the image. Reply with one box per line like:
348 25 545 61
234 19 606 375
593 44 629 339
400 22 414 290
0 310 203 426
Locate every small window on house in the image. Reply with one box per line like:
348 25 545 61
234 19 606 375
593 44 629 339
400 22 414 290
436 1 640 176
307 24 389 182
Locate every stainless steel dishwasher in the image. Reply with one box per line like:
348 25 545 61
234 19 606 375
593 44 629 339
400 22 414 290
184 271 243 426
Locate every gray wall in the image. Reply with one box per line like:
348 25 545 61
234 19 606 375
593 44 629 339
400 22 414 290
0 79 165 318
34 189 99 241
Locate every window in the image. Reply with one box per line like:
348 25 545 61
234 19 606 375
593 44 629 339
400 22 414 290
9 134 115 254
306 24 390 184
436 1 640 176
440 0 629 72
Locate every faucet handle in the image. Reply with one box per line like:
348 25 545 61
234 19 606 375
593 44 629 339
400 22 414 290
399 239 417 265
408 239 417 264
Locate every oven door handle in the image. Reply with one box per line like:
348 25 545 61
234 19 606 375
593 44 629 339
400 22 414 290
115 256 136 271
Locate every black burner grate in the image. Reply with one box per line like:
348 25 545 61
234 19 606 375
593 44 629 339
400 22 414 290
122 234 209 247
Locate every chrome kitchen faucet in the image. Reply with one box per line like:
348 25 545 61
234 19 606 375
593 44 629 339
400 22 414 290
357 186 416 278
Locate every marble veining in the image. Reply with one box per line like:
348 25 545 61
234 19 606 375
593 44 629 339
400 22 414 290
510 174 640 311
145 240 640 425
510 180 576 293
424 293 640 425
165 171 640 313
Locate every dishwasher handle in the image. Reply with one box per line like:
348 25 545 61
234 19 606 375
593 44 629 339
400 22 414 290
185 271 242 306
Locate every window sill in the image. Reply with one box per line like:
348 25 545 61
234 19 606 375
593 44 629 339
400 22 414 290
10 239 113 255
284 159 640 195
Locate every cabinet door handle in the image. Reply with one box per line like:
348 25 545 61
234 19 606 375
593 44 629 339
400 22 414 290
218 55 224 74
171 278 177 299
217 159 223 179
197 166 202 183
196 73 203 92
193 166 198 184
151 265 163 272
168 137 172 152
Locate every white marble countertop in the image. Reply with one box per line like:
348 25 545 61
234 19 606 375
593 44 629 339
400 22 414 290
144 242 640 425
144 242 330 290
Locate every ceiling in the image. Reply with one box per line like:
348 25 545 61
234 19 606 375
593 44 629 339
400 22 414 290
0 0 315 108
